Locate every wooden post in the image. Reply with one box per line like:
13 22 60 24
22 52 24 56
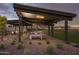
26 25 27 31
16 11 22 42
18 17 21 42
30 24 32 30
48 24 51 35
65 19 69 43
51 23 54 37
14 25 16 32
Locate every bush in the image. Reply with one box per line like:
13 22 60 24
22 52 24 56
24 50 32 55
38 42 42 45
17 43 23 49
29 41 32 45
0 44 6 50
14 38 17 41
46 41 50 45
46 46 56 54
56 44 64 50
11 40 16 45
11 42 15 45
73 44 79 47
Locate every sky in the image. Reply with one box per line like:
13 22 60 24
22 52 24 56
0 3 79 27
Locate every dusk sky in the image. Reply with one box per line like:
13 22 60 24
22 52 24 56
0 3 79 27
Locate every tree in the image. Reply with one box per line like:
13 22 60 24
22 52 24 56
0 16 7 42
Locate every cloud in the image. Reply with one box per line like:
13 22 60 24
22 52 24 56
0 3 18 20
0 3 79 26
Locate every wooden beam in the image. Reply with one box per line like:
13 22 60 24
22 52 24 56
51 23 54 37
64 19 69 43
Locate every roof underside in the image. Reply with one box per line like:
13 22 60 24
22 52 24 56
7 20 32 26
13 3 77 25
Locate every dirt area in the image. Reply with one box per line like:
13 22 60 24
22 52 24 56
0 33 79 55
23 37 79 55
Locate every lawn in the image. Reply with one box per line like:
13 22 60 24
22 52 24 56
54 29 79 44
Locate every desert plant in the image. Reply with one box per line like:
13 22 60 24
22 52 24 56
24 50 32 55
0 44 6 50
11 40 16 45
56 44 64 50
46 46 56 54
46 41 50 45
38 42 42 45
29 41 32 45
17 43 23 49
14 38 17 41
73 44 79 47
11 42 15 45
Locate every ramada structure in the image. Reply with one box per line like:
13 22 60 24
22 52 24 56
8 3 77 43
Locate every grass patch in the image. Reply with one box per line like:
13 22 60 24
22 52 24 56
54 29 79 44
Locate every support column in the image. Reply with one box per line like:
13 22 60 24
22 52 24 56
30 24 32 30
26 25 27 31
16 11 22 43
48 24 51 35
14 26 16 32
64 19 69 43
18 17 21 42
51 23 54 37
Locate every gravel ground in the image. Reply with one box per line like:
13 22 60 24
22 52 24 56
0 33 79 55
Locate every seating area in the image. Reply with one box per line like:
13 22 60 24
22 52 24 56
29 31 46 40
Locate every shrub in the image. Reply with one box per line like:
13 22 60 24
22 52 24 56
11 40 16 45
73 44 79 47
14 38 17 41
38 42 42 45
46 46 56 54
17 43 23 49
56 44 64 50
24 50 32 55
11 42 15 45
29 41 32 45
46 41 50 45
0 44 6 50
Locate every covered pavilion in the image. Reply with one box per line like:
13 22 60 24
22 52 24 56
12 3 77 43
